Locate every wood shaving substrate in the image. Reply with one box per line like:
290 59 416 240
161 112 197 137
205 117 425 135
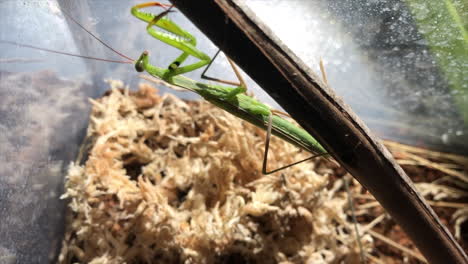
59 80 372 264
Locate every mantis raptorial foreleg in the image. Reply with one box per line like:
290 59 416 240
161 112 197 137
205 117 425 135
132 3 242 92
132 3 210 78
133 3 247 96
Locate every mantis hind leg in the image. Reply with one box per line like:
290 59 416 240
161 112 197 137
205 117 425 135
262 113 327 175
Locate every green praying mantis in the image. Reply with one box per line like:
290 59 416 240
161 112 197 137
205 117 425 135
130 2 329 174
2 2 329 175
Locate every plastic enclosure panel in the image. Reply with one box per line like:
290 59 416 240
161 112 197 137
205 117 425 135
0 1 89 263
247 0 467 154
0 0 466 262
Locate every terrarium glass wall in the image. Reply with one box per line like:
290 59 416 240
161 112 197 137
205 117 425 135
0 0 466 262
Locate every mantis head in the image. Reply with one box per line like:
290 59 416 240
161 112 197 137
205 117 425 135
135 51 149 72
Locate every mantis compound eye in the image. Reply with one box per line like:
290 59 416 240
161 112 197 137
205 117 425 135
135 51 149 72
135 60 144 72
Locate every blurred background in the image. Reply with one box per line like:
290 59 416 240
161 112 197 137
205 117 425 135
0 0 466 262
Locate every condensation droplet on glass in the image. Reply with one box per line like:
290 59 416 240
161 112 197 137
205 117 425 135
88 17 100 26
441 133 449 144
47 0 61 16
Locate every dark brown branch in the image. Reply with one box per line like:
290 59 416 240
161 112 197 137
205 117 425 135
170 0 468 263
